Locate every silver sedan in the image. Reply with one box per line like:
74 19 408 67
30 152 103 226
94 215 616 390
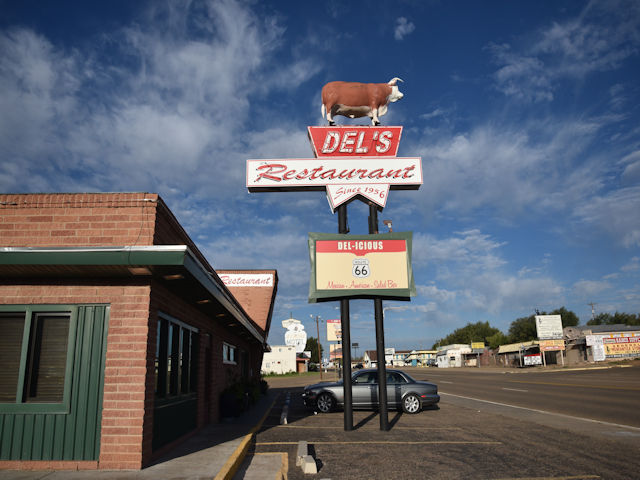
302 368 439 414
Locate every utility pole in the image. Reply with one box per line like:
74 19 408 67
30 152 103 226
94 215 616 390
311 314 323 380
588 302 597 322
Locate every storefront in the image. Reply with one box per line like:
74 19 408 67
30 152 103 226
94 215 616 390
0 193 277 470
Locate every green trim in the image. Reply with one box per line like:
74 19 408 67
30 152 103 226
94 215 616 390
0 305 77 414
307 231 416 303
0 246 187 266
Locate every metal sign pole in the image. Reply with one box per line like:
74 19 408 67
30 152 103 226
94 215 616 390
369 203 389 431
338 204 353 431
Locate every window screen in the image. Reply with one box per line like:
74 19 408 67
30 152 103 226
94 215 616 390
0 314 25 402
24 314 70 403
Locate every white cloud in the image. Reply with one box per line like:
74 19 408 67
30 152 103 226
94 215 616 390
394 17 415 41
573 187 640 248
621 257 640 272
0 0 320 203
487 0 640 102
572 279 612 298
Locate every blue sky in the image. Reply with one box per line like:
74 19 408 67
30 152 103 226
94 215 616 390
1 0 639 353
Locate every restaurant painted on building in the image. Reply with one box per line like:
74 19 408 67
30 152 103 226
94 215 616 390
0 193 277 470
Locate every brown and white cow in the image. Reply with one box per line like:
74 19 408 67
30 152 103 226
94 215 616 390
321 77 404 126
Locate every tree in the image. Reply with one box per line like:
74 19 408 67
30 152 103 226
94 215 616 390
508 315 537 343
486 331 509 350
550 307 579 327
588 311 640 326
587 312 612 325
508 307 580 343
432 321 503 349
305 337 323 363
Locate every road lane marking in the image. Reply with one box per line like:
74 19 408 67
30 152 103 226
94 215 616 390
508 380 640 391
440 392 640 431
502 387 528 392
440 380 454 384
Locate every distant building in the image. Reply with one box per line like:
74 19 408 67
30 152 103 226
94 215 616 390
436 344 471 368
391 350 412 366
363 350 378 368
564 324 640 363
405 349 438 366
261 345 297 374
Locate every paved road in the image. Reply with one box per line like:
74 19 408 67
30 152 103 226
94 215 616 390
256 365 640 479
410 365 640 428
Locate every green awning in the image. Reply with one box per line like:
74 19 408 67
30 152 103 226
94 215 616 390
0 246 264 344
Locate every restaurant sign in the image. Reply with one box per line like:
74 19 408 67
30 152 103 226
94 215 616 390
219 273 274 287
307 126 403 157
247 125 422 210
308 231 416 302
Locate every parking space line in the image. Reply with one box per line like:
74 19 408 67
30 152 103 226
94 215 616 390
256 441 502 445
491 476 600 480
502 387 528 392
260 424 463 430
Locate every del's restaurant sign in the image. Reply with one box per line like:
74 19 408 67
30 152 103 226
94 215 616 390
247 126 422 210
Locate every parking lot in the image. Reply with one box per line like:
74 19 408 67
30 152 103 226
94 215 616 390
253 368 640 479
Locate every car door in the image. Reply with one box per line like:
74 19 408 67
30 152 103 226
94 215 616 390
386 372 407 407
352 371 377 408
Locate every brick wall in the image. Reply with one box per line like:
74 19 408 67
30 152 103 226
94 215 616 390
0 193 158 247
0 193 268 470
0 281 151 470
149 282 260 431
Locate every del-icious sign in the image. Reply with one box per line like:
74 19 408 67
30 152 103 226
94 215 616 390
246 125 422 210
308 232 416 302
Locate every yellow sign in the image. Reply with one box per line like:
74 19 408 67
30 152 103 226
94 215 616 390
539 339 565 351
471 342 485 349
308 232 415 302
603 338 640 357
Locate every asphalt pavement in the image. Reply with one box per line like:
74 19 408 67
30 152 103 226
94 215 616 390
2 364 639 480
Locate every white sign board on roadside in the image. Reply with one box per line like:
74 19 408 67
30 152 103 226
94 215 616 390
535 315 563 340
326 319 342 342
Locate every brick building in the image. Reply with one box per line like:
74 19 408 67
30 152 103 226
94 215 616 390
0 193 277 470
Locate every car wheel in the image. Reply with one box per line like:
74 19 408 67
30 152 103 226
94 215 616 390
316 392 334 413
402 393 421 414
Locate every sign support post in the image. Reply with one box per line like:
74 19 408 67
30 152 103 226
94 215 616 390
338 204 353 431
248 124 421 432
369 203 389 431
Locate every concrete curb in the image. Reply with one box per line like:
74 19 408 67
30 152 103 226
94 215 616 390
214 395 278 480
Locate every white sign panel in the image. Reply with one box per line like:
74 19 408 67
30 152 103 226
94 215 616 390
282 318 307 354
524 354 543 366
326 319 342 342
246 157 422 210
220 273 273 287
535 315 563 340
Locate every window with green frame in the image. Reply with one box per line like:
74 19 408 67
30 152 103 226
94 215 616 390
155 313 198 402
0 305 76 412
